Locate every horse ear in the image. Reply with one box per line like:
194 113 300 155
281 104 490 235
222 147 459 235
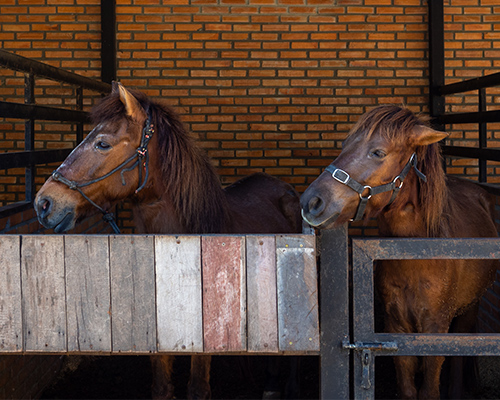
111 81 120 94
116 82 145 120
411 125 449 146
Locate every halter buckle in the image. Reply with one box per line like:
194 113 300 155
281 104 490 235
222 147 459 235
332 168 350 184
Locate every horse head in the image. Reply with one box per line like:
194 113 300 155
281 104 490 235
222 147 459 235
35 82 152 232
300 105 448 228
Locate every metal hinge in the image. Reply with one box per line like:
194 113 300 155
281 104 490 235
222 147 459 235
342 340 398 390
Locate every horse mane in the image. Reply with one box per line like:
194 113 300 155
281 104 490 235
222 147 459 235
349 105 449 237
91 90 230 233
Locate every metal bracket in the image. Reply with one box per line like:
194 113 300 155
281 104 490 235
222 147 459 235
342 340 398 391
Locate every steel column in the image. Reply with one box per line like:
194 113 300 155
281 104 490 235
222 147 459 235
319 225 349 399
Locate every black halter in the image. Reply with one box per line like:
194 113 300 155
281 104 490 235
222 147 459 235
325 153 427 221
51 111 155 234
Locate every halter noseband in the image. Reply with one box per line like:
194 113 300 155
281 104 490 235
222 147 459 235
325 153 427 221
51 111 155 234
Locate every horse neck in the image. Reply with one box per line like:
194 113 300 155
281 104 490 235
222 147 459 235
132 133 230 234
378 144 448 238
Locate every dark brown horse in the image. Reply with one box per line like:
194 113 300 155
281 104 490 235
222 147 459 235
301 105 499 399
35 82 302 399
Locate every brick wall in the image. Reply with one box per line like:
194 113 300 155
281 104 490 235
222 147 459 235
1 0 500 202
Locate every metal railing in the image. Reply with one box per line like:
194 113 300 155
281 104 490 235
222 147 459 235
429 1 500 183
0 49 111 216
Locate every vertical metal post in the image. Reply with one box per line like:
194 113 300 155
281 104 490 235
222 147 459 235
76 86 84 144
319 224 350 399
24 73 35 202
428 0 445 131
101 0 117 84
479 88 487 182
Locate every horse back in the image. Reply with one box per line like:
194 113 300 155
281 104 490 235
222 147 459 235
447 176 498 238
223 173 302 234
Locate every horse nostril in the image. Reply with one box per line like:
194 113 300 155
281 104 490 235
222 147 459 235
38 197 52 219
308 196 325 217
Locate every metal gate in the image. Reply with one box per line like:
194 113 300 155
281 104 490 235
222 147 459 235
319 226 500 399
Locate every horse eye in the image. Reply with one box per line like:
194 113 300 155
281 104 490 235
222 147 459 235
370 149 386 159
95 141 111 150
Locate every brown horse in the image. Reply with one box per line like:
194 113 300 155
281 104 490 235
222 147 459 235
301 105 499 399
34 82 302 399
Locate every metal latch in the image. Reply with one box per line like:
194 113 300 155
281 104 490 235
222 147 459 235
342 340 398 390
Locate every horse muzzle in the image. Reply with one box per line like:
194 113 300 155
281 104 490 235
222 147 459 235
300 191 340 229
35 191 77 233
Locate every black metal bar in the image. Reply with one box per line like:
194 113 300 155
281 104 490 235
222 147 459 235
0 149 72 170
436 109 500 125
428 0 445 129
0 49 111 93
442 145 500 162
24 73 36 202
349 237 500 399
0 201 33 221
352 237 500 261
319 225 350 400
76 86 84 144
479 88 487 182
0 101 88 122
440 71 500 96
371 333 500 357
101 0 117 84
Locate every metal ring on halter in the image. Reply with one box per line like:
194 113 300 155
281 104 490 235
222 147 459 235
392 175 404 189
359 185 372 201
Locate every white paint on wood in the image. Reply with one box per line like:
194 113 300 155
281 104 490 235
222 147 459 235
155 235 203 352
65 235 111 352
22 235 66 352
0 236 22 351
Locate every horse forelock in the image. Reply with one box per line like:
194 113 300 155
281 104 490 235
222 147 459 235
347 105 426 144
90 90 229 234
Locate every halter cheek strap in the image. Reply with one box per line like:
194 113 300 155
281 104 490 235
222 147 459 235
51 111 155 234
325 153 427 221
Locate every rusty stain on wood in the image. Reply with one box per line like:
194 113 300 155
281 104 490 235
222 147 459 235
202 236 246 353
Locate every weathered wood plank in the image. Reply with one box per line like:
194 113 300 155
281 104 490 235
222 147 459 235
246 235 278 353
156 235 203 352
0 236 22 352
111 235 156 353
202 236 246 352
276 235 319 352
65 235 111 352
21 235 66 352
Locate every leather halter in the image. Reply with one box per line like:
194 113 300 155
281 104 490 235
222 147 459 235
51 111 155 234
325 153 427 221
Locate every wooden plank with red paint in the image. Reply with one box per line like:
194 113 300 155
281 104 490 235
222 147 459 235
246 235 278 353
202 236 246 353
